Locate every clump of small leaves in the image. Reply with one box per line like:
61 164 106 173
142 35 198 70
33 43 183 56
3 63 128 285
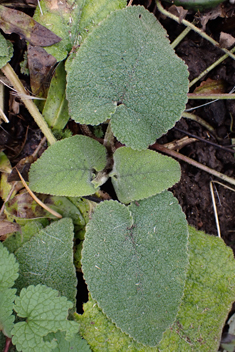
0 223 91 352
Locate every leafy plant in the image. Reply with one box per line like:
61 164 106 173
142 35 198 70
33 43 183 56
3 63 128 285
1 1 235 351
0 239 86 352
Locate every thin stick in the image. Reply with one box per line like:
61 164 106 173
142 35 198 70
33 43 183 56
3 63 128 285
171 26 191 49
210 181 221 238
127 0 134 6
1 63 56 145
152 143 235 187
182 112 217 136
0 106 8 123
16 169 62 219
32 136 47 158
188 93 235 99
173 127 234 153
156 0 235 61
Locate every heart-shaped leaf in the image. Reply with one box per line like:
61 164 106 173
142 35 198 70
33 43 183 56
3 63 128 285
29 135 107 197
66 6 189 150
82 192 188 346
110 146 181 203
78 226 235 351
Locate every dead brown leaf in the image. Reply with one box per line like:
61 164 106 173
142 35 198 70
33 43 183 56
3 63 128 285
28 44 57 99
219 31 235 48
0 5 61 46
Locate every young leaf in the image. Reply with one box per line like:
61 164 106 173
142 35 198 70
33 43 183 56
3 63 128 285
29 135 107 197
66 6 189 150
12 218 77 307
82 192 188 346
0 242 19 337
78 227 235 351
11 284 79 352
110 147 181 203
42 61 70 130
0 33 13 69
34 0 126 61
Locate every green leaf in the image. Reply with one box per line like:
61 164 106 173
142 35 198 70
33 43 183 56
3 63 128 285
44 331 92 352
157 226 235 351
34 0 126 61
66 6 189 150
11 284 79 352
78 227 235 351
82 192 188 346
77 297 158 352
29 135 107 197
110 147 181 203
0 33 13 69
0 242 19 337
0 242 19 290
0 289 16 338
42 61 69 130
77 0 127 44
13 218 77 307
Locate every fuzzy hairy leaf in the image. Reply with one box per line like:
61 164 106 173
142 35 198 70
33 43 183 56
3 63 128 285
82 192 188 346
110 147 181 203
11 284 79 352
29 135 107 197
0 33 13 69
78 227 235 351
13 218 77 307
66 6 188 150
34 0 126 61
0 242 19 337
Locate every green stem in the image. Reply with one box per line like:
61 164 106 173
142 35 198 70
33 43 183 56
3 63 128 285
171 26 191 49
156 0 235 61
1 63 56 145
188 93 235 99
182 111 217 136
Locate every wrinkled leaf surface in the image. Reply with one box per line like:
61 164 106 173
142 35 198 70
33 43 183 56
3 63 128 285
82 192 188 346
111 147 181 203
78 227 235 351
67 6 188 150
13 218 77 307
29 135 107 197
